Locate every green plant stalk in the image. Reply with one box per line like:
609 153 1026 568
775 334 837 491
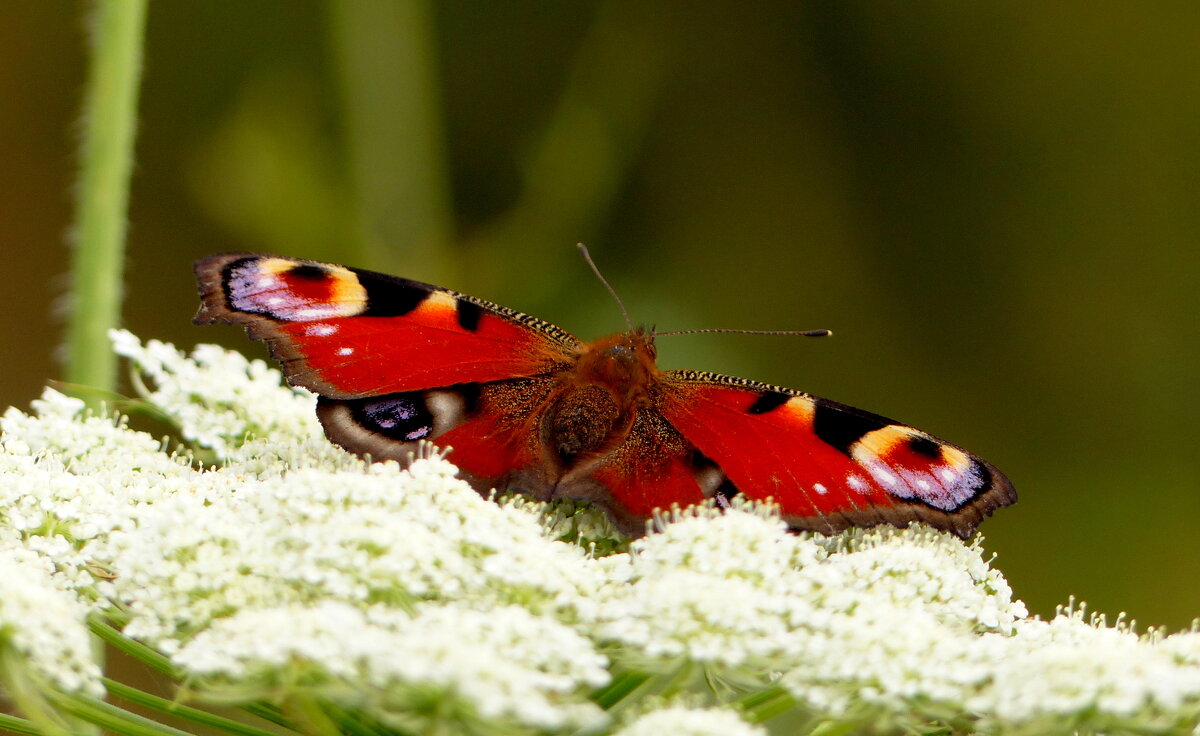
104 679 288 736
91 619 299 733
1 650 75 736
738 686 799 723
64 0 148 396
89 619 177 678
49 691 197 736
0 712 44 736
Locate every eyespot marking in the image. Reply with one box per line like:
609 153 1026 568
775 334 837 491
351 393 434 442
688 450 741 503
855 425 918 458
907 434 942 459
971 459 992 492
317 383 483 463
224 258 367 321
289 264 329 281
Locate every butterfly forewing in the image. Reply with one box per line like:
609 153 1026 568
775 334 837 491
656 370 1015 538
194 253 579 398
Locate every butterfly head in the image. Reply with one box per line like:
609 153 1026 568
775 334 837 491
577 327 659 393
602 326 656 359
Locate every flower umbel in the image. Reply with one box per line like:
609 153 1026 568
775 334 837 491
0 548 103 697
0 332 1197 735
176 601 609 732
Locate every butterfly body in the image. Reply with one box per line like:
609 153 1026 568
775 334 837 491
195 253 1015 538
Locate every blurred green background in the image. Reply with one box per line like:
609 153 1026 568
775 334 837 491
4 2 1199 629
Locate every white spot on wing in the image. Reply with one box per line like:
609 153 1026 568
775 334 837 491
813 483 828 495
869 465 898 489
337 347 354 356
846 475 868 493
294 306 342 321
305 323 338 337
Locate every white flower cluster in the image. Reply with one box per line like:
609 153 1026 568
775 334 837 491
0 388 193 594
590 511 822 676
0 548 102 696
0 331 1198 735
612 706 767 736
975 613 1200 728
177 601 609 731
94 456 604 649
109 328 342 468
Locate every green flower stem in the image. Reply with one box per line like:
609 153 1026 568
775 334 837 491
88 619 178 678
64 0 148 397
738 687 799 723
1 650 75 736
591 670 652 709
92 619 298 735
285 694 345 736
318 703 391 736
808 720 877 736
103 679 289 736
0 712 44 736
48 691 195 736
237 703 294 731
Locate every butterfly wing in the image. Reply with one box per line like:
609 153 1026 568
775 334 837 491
314 376 563 496
195 253 579 397
649 370 1016 538
554 404 710 536
194 253 576 490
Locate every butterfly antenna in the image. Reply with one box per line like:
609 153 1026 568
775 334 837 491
577 244 634 331
652 327 833 338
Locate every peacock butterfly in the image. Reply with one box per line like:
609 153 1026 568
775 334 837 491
194 253 1015 538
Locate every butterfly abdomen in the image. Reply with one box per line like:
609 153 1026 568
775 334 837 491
546 384 623 459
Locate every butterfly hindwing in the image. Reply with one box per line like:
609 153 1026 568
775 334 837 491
194 253 579 398
315 377 563 497
655 370 1015 538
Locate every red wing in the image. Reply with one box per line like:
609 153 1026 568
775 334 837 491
195 253 578 398
655 370 1016 538
314 376 564 497
559 407 709 537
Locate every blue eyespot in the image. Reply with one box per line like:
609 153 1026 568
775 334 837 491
356 393 433 441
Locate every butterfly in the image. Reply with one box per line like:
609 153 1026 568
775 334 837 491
194 253 1015 538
